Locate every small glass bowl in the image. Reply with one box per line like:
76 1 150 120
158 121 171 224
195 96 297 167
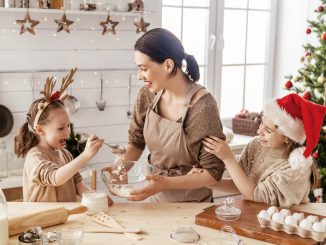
170 226 200 243
56 229 83 245
101 161 156 198
215 197 241 221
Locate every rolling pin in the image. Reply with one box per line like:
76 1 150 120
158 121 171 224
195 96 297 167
9 205 87 236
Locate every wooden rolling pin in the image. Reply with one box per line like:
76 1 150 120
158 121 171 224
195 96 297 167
9 205 87 236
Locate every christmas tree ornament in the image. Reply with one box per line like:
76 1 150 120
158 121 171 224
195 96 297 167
15 11 40 35
313 152 320 159
285 80 293 89
134 16 150 33
317 75 326 84
293 76 300 82
306 28 311 34
317 5 324 12
302 91 311 100
55 13 74 33
99 14 119 35
306 56 311 63
321 32 326 41
305 51 311 56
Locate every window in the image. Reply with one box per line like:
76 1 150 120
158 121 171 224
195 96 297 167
162 0 277 119
162 0 210 85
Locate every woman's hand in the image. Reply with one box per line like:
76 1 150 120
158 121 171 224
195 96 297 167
127 175 167 201
202 136 233 162
83 134 104 159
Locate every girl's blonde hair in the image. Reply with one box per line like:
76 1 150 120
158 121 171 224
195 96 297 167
14 98 65 158
284 138 320 190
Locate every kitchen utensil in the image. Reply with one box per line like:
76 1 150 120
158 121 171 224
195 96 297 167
96 78 106 111
127 74 132 119
80 133 126 153
91 212 142 241
9 206 87 236
101 161 156 198
170 226 207 244
220 225 243 245
63 88 80 114
0 105 13 137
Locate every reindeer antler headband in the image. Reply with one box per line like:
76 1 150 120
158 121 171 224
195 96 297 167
33 68 77 130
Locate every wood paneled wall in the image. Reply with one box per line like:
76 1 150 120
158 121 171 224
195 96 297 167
0 1 161 194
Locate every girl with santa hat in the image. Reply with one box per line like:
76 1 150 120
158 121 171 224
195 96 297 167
201 93 326 207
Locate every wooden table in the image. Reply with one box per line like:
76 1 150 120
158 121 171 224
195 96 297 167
7 201 326 245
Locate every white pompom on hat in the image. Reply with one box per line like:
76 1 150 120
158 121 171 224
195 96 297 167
263 93 326 170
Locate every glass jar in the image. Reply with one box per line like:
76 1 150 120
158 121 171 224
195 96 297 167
0 141 8 179
0 188 8 245
81 191 108 215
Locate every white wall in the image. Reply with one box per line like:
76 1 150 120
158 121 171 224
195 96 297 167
273 0 320 97
0 1 161 193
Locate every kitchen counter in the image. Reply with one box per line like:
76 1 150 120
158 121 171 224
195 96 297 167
7 200 326 245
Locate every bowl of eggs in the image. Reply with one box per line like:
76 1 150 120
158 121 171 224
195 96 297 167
257 206 326 242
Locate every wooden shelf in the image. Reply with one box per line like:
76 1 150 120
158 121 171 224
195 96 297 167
0 7 152 16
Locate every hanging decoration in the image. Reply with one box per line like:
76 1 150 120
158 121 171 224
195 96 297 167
54 13 74 33
99 14 119 35
15 10 40 35
134 16 150 33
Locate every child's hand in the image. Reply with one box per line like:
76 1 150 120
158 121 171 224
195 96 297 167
83 134 104 159
202 136 233 162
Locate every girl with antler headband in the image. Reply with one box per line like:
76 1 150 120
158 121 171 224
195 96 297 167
14 68 112 204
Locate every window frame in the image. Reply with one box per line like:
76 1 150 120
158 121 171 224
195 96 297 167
161 0 278 122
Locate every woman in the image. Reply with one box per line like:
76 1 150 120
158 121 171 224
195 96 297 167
124 28 225 202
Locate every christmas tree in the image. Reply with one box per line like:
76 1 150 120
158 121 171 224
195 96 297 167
65 123 86 159
284 1 326 202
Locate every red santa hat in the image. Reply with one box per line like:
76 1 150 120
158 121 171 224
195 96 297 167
263 93 326 170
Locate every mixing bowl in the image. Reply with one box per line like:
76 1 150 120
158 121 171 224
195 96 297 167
101 161 156 198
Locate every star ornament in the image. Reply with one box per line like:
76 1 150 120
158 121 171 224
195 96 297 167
99 14 119 35
134 17 150 34
16 12 40 35
55 14 74 33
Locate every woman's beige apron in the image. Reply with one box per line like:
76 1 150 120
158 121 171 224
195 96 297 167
143 84 212 202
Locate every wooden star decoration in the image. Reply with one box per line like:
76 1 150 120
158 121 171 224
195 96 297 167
55 14 74 33
134 17 150 34
99 14 119 35
15 12 40 35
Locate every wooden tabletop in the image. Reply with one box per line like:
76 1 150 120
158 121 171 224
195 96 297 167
7 200 326 245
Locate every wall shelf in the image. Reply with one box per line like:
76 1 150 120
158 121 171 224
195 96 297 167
0 7 152 16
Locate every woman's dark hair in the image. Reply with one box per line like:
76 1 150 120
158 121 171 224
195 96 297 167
134 28 200 82
14 99 65 158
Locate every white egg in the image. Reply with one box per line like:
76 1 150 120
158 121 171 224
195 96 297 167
267 206 278 216
284 215 297 226
258 210 271 220
272 212 284 224
312 222 326 232
320 218 326 227
292 212 304 223
299 219 312 230
279 209 291 218
306 215 319 223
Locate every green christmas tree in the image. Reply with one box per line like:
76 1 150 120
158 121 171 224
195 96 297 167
284 1 326 201
65 123 86 159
